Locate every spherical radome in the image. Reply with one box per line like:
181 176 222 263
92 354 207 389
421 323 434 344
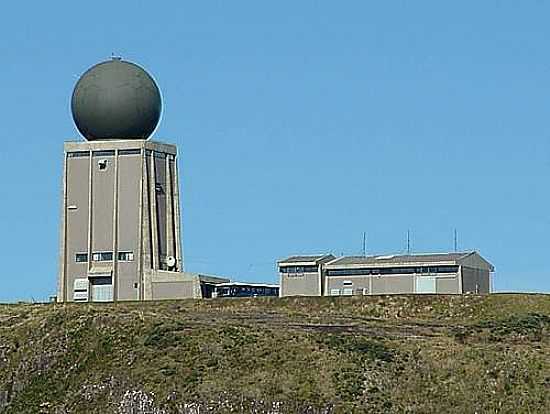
71 59 162 141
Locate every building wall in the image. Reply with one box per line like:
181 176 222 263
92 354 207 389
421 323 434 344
326 273 461 295
280 272 321 296
461 267 490 294
91 151 115 252
436 276 460 293
152 281 196 300
59 140 186 303
116 151 141 300
372 275 414 294
64 154 90 301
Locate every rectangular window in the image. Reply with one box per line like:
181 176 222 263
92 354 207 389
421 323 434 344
75 253 88 263
342 288 354 296
327 265 458 277
92 252 113 262
330 288 341 296
67 151 89 158
92 150 115 157
280 265 318 274
119 149 142 156
118 251 134 261
343 280 353 286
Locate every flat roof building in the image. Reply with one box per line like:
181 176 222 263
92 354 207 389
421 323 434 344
278 251 494 297
278 254 335 297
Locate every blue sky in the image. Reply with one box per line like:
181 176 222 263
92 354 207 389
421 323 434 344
1 1 549 301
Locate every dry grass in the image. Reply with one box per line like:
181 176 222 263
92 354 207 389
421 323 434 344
0 294 548 413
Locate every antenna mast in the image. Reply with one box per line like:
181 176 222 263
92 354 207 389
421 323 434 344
454 229 458 252
362 232 367 257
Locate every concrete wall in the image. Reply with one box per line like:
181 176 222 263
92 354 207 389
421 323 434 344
436 276 460 294
116 151 141 300
326 273 461 295
64 154 90 301
91 152 115 253
461 267 490 294
280 272 321 296
372 275 414 294
152 281 195 300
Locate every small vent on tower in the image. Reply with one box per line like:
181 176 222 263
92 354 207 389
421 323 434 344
98 159 108 170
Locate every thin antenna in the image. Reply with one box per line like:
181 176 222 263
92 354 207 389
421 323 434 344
454 229 458 252
362 232 367 257
406 230 411 254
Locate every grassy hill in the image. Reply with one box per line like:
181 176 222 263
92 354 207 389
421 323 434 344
0 294 548 413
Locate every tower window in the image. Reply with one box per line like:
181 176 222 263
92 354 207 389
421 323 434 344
92 252 113 262
118 251 134 261
75 253 88 263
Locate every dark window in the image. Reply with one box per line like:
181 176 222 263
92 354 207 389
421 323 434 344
92 252 113 262
434 266 459 273
119 149 142 156
67 151 89 158
93 150 115 157
327 265 459 277
280 265 318 274
75 253 88 263
90 276 112 286
118 251 134 261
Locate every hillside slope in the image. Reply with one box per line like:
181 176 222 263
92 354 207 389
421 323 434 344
0 294 548 413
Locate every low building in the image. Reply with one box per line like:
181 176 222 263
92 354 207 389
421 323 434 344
210 282 279 298
278 254 335 297
73 272 229 302
278 251 494 297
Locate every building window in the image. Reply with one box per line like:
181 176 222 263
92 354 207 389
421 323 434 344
92 252 113 262
67 151 89 158
343 280 353 286
119 149 141 156
118 251 134 261
280 265 318 274
93 150 115 157
327 265 459 277
75 253 88 263
330 289 341 296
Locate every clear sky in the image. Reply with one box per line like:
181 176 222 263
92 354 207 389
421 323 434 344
1 1 549 302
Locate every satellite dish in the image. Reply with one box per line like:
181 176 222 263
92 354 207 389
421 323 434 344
166 256 176 268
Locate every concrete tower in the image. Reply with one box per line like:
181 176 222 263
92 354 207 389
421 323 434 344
58 59 226 303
